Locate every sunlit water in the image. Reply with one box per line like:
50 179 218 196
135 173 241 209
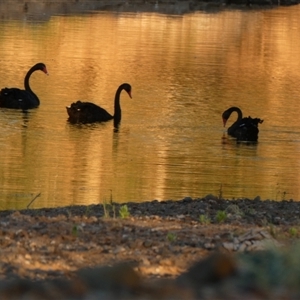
1 4 300 210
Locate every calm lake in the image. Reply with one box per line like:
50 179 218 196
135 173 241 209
0 3 300 210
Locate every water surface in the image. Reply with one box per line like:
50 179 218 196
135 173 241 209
1 5 300 209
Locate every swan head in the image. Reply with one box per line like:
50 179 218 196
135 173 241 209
222 110 231 127
34 63 49 75
121 83 132 99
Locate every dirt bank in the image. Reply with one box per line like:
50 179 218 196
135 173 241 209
0 197 300 299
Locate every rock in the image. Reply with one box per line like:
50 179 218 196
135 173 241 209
204 194 219 201
222 229 280 252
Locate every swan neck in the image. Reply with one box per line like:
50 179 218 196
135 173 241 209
230 107 243 121
24 66 36 94
113 86 123 120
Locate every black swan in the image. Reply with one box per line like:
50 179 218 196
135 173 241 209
222 106 263 142
66 83 132 124
0 63 48 109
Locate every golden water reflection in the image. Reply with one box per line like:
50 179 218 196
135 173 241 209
0 6 300 209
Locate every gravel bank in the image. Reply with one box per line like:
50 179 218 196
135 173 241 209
0 197 300 299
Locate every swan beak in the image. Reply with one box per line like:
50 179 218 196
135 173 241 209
43 67 49 75
127 91 132 99
222 118 227 127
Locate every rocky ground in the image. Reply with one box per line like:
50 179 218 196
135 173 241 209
1 196 300 299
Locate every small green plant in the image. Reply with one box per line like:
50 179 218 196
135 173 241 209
225 204 239 214
199 214 211 224
112 204 116 219
119 204 130 219
216 210 227 223
85 206 91 217
66 209 72 218
289 227 298 237
225 204 244 217
109 189 114 205
71 224 83 237
101 197 117 219
166 232 177 242
268 224 277 238
244 207 257 216
102 201 110 218
72 225 78 236
101 190 116 218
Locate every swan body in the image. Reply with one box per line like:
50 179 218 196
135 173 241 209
0 63 48 109
66 83 132 124
222 107 263 142
233 117 263 142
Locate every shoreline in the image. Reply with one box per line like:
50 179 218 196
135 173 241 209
3 195 299 224
1 0 300 22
